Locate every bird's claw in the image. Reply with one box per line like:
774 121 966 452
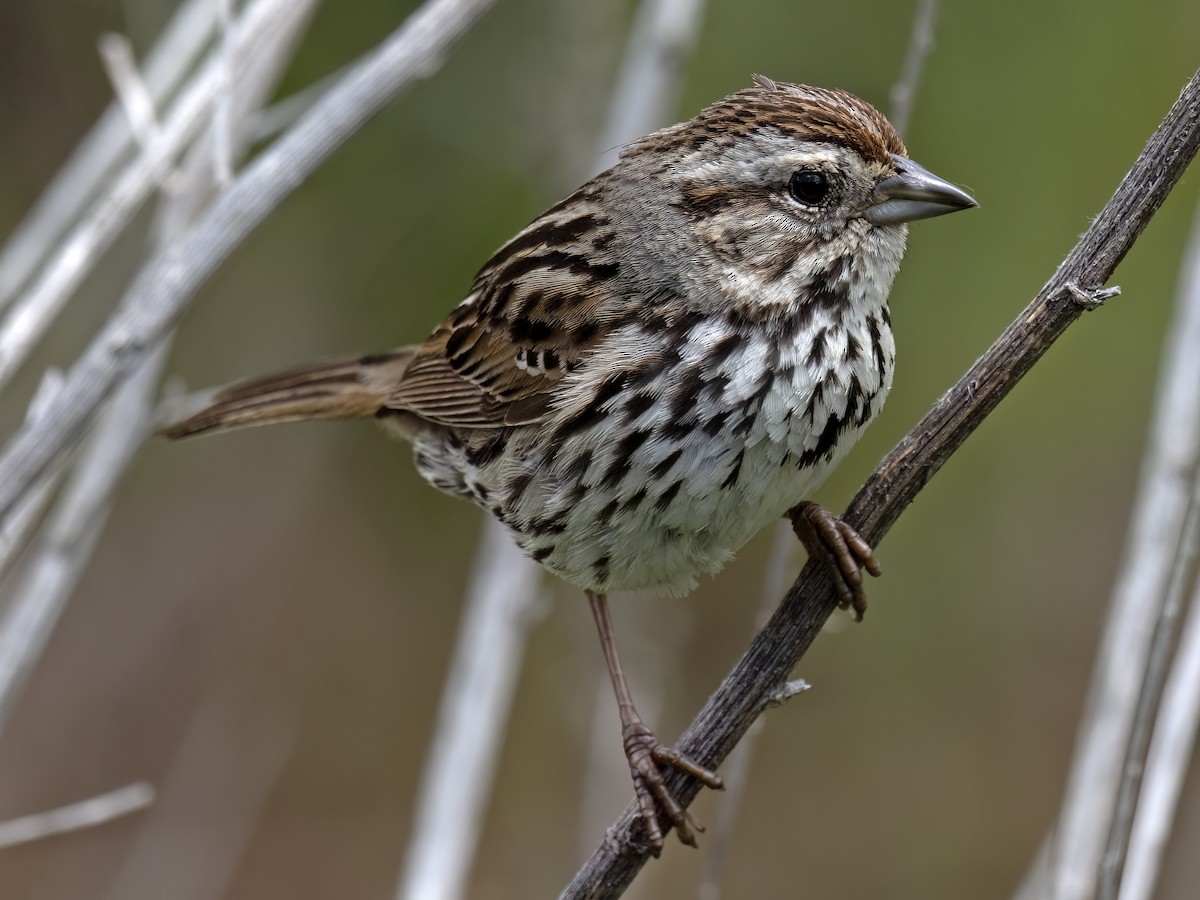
623 721 723 854
788 501 881 620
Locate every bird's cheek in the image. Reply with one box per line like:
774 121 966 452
694 220 759 265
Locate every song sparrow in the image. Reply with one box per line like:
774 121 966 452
167 76 976 852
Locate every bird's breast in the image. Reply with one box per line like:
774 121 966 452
462 298 896 595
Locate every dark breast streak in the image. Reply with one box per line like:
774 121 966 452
483 271 885 591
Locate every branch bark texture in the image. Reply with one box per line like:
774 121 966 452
560 67 1200 900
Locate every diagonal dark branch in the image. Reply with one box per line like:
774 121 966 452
559 67 1200 900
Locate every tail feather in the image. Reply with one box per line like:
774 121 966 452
164 348 417 439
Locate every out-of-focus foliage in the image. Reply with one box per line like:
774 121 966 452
1 1 1199 898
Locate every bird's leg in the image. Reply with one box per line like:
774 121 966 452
586 590 724 854
787 501 881 620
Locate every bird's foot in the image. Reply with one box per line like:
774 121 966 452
787 500 881 620
622 720 723 854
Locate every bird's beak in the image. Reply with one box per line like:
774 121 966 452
865 153 978 225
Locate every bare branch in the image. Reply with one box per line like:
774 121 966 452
0 0 321 741
560 67 1200 900
0 2 316 887
246 64 354 144
0 0 313 394
0 782 154 849
0 469 59 580
0 0 500 530
0 0 216 309
396 523 545 900
97 33 164 154
1043 153 1200 900
888 0 938 136
1120 569 1200 900
1038 192 1200 900
0 370 66 579
1098 477 1200 900
0 342 169 734
211 0 236 188
593 0 706 173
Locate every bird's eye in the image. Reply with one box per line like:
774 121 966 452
788 170 829 206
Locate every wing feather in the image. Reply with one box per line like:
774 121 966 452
384 185 625 428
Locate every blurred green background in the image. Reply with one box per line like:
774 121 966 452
2 0 1200 898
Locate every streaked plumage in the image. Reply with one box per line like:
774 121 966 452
167 76 976 849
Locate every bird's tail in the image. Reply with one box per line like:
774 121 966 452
163 348 417 439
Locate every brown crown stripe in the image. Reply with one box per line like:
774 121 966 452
628 81 904 166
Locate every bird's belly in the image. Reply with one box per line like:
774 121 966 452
414 308 895 595
565 431 844 596
496 349 884 593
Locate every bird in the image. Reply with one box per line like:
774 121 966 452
165 75 977 852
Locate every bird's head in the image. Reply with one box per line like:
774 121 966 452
618 76 976 303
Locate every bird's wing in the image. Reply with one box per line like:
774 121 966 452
385 187 625 428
